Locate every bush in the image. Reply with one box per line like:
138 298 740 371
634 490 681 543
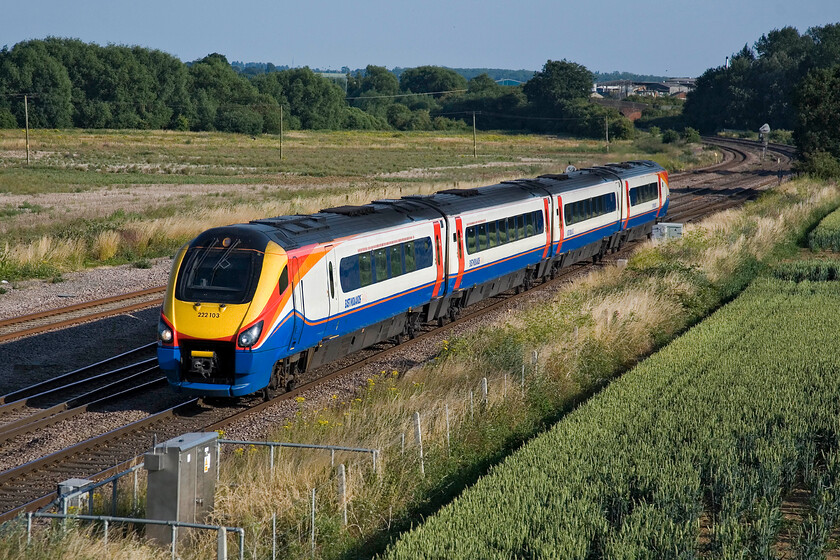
0 108 17 128
174 114 190 131
681 127 701 143
214 105 263 135
662 129 680 143
796 151 840 179
342 106 389 130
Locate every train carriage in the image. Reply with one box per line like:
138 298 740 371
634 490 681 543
158 160 668 398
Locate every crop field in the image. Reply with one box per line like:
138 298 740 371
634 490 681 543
0 128 710 281
809 206 840 252
383 271 840 559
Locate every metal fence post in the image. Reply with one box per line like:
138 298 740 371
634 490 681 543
103 519 109 546
445 404 451 457
481 377 488 405
133 469 138 513
310 488 316 557
111 479 118 516
26 512 32 545
171 525 177 560
272 513 277 560
217 526 227 560
414 412 424 477
338 464 347 525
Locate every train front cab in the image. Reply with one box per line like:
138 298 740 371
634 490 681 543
157 228 293 397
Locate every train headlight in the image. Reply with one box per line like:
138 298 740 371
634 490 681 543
158 318 174 344
238 321 263 348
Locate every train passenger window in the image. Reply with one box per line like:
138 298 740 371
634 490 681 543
488 221 498 248
477 224 488 251
404 242 416 273
417 237 434 269
498 220 508 244
507 217 517 241
374 249 388 282
339 256 360 292
517 215 525 239
390 245 403 277
359 253 373 287
535 211 544 234
278 265 289 294
607 193 617 213
525 213 534 237
466 226 477 254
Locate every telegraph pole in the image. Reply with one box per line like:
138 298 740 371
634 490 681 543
279 105 283 161
605 115 609 153
24 94 30 165
472 112 477 158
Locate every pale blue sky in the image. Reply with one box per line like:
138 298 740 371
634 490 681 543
2 0 838 77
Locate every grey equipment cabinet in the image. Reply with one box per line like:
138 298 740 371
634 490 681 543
144 432 218 544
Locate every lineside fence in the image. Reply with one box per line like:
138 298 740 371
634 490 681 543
18 355 544 559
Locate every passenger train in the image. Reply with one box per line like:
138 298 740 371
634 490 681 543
157 160 669 398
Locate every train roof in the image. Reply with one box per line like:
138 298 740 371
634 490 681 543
242 160 664 250
249 198 443 249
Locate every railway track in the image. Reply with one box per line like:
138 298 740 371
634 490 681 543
0 286 165 343
0 343 164 445
0 137 796 522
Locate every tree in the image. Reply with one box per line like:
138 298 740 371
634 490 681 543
0 40 73 128
794 65 840 165
188 53 263 131
467 73 500 95
253 68 346 129
523 60 592 109
399 66 467 95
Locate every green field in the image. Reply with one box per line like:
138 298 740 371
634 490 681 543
383 271 840 559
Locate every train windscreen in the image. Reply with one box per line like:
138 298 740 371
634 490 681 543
176 239 264 304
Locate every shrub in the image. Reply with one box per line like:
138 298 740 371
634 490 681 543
0 108 17 128
681 126 701 143
662 129 680 143
797 151 840 179
214 105 264 135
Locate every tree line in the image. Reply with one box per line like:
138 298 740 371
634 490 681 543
682 23 840 175
0 38 633 139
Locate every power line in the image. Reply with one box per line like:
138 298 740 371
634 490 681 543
345 89 467 100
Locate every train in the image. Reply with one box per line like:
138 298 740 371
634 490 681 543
157 160 669 398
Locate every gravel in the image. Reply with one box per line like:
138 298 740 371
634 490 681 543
0 258 172 321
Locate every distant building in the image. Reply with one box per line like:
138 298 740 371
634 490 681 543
594 78 695 99
496 78 524 86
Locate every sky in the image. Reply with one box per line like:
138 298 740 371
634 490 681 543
2 0 839 78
